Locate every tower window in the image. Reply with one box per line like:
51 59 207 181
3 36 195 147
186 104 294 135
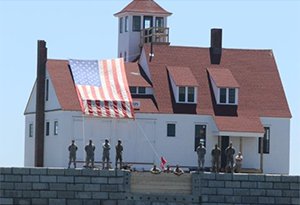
46 121 50 136
124 51 127 62
45 79 49 101
29 123 33 138
119 17 123 33
54 121 58 135
133 16 141 31
155 17 164 27
125 16 128 32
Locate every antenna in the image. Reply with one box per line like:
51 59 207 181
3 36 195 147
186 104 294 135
149 42 154 62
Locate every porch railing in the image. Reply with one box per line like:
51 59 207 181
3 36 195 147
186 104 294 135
140 27 169 46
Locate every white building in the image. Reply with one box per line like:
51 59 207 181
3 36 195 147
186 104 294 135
24 0 291 174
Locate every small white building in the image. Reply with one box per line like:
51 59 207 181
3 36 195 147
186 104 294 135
24 0 291 174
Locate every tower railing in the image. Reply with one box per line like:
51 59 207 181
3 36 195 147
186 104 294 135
140 27 169 46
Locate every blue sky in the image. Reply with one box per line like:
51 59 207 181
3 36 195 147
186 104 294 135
0 0 299 175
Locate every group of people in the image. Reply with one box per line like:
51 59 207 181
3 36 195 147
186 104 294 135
196 142 243 173
68 139 243 173
68 139 123 169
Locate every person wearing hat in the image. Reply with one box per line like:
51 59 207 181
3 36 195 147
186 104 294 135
102 139 111 169
115 139 123 169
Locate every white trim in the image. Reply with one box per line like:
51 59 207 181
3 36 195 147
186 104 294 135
218 131 264 138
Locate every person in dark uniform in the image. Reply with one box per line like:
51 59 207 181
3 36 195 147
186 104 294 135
85 139 95 168
68 140 78 168
211 144 221 172
102 139 111 169
225 142 235 173
115 139 123 169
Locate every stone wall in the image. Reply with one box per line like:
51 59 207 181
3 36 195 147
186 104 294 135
0 167 299 205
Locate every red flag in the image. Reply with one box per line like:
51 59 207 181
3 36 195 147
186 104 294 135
160 156 167 170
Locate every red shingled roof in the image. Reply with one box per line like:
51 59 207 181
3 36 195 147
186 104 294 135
125 62 151 87
167 66 198 87
115 0 172 16
207 68 239 88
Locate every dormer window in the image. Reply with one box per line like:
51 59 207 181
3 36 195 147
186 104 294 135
133 16 141 31
130 86 146 94
207 68 239 105
167 66 198 104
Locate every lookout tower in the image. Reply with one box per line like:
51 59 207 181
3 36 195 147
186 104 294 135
114 0 172 62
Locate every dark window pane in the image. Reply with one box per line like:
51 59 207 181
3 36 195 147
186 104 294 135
179 87 185 102
194 125 206 151
220 88 227 103
54 121 58 135
125 16 128 32
29 124 33 138
133 16 141 31
119 17 123 33
138 87 146 94
229 88 235 103
258 127 270 154
46 122 50 136
130 87 137 94
155 17 164 27
167 124 176 137
188 87 195 102
45 79 49 101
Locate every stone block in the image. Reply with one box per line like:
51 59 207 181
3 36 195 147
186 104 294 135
13 199 31 205
225 181 240 188
101 200 117 205
0 182 14 190
57 176 74 183
40 175 57 183
234 188 250 196
208 195 224 203
50 183 67 191
216 173 232 181
208 180 224 188
75 176 91 183
115 170 125 177
217 188 233 195
257 182 273 189
108 177 124 184
22 175 39 182
290 183 300 190
65 169 82 176
49 199 66 205
275 197 291 204
99 170 116 177
282 190 300 197
82 169 100 176
109 193 124 200
0 168 12 174
12 168 30 175
250 188 266 196
200 173 216 180
281 175 299 182
84 184 101 191
266 189 282 197
47 168 66 175
67 184 84 191
15 182 32 190
241 196 258 204
83 200 101 205
101 184 119 192
5 175 22 182
32 198 48 205
4 190 22 198
258 196 275 204
22 191 40 198
232 173 249 181
0 174 4 182
248 174 265 181
40 191 57 198
30 168 48 175
273 182 290 189
57 191 75 199
75 192 92 199
201 187 216 195
292 198 300 205
0 198 13 205
91 177 108 184
32 183 49 190
67 199 82 205
265 175 281 182
92 192 109 199
241 181 257 188
225 196 241 203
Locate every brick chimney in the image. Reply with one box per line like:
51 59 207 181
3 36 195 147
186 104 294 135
210 28 222 65
35 40 47 167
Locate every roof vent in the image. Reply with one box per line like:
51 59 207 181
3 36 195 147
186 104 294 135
210 28 222 65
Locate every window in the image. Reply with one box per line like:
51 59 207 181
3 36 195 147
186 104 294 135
178 86 196 103
220 88 227 103
229 88 235 103
124 51 127 62
194 125 206 151
125 16 128 32
138 87 146 94
46 122 50 136
54 121 58 135
155 17 164 27
259 127 270 154
29 123 33 138
130 87 146 94
167 123 176 137
119 17 123 33
45 79 49 101
132 16 141 31
130 87 137 94
119 52 122 58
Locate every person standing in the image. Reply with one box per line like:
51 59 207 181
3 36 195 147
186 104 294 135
225 142 235 173
68 140 78 168
115 139 123 169
102 139 111 169
196 143 206 171
211 144 221 172
85 140 95 168
234 152 243 173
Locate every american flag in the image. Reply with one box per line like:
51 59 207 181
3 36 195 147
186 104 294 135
69 58 134 118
